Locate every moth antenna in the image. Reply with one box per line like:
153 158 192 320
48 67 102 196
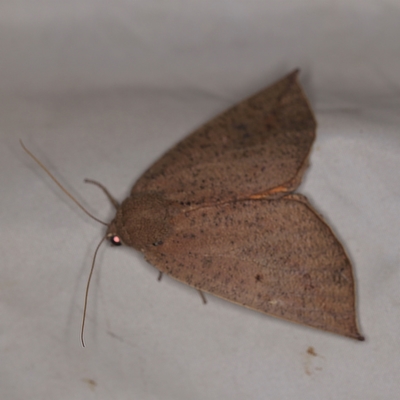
81 234 107 347
20 140 108 226
84 179 120 209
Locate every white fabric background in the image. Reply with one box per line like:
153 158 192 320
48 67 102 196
1 1 399 399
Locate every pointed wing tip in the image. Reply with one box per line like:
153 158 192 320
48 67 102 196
292 68 300 75
347 330 365 341
289 68 317 130
288 68 300 80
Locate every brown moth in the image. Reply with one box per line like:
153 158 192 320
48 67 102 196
23 70 364 343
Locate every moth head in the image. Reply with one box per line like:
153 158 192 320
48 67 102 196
106 221 122 246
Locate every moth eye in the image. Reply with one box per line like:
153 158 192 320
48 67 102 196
110 235 122 246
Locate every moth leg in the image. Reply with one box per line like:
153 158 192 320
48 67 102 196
84 179 119 209
158 273 206 304
197 290 207 304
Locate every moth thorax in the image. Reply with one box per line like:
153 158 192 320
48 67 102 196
113 192 172 250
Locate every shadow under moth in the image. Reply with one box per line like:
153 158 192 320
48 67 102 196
23 70 364 344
